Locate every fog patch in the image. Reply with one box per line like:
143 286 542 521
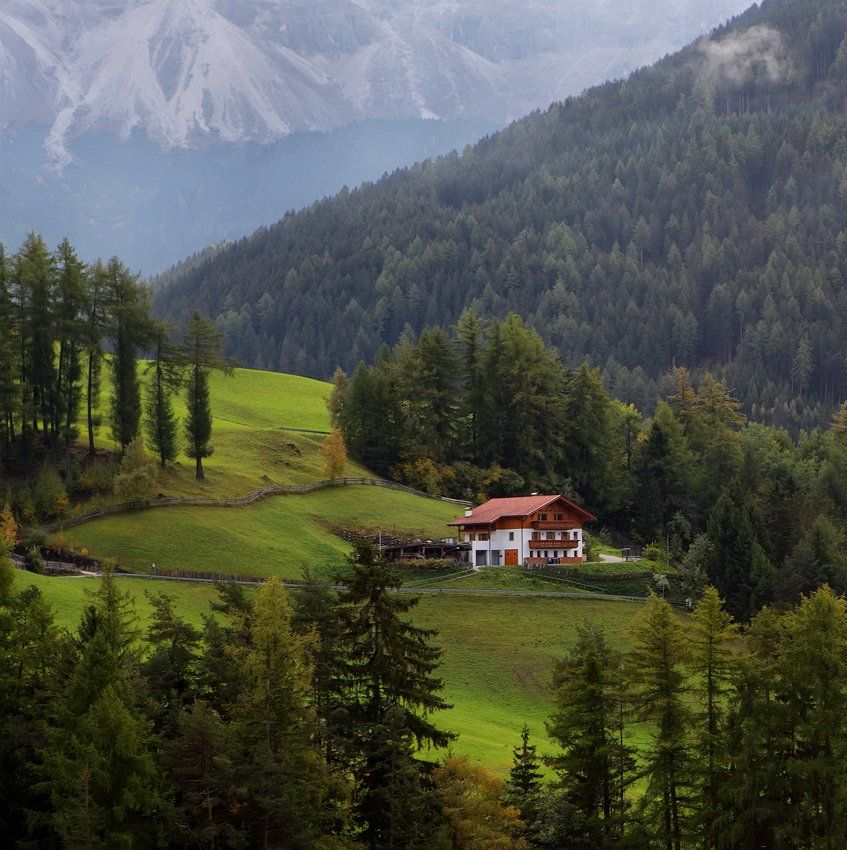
699 25 794 85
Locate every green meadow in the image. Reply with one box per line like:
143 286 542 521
34 362 654 771
56 486 462 579
18 571 643 772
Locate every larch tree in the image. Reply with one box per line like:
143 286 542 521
627 594 691 850
103 258 153 450
322 426 347 481
687 587 738 848
54 239 87 478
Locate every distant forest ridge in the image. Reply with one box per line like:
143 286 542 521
154 0 847 431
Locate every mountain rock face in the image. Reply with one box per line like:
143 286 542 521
2 0 749 168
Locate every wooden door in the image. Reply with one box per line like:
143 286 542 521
505 549 519 566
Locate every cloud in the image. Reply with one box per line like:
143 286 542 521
699 25 793 86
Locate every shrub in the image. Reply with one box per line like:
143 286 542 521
0 503 18 547
24 547 44 574
114 437 157 505
32 464 69 521
644 542 666 563
71 459 116 498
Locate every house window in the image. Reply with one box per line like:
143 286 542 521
539 513 548 521
479 533 489 541
508 532 515 541
554 513 563 521
531 532 540 540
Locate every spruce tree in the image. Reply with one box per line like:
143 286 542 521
338 541 453 847
179 312 231 480
546 624 634 846
163 700 241 848
43 572 160 847
705 480 773 621
505 724 543 835
140 592 200 736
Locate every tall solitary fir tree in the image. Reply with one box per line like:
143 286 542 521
180 312 231 480
144 323 182 468
338 541 453 848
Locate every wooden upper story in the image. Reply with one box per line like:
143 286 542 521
448 494 595 533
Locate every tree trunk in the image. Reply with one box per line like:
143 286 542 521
87 353 96 457
196 456 204 480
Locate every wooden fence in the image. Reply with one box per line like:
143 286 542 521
38 477 471 534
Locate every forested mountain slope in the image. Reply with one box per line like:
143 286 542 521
154 0 847 429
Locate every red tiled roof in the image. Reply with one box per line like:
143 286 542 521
448 494 596 526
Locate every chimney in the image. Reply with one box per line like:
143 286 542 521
465 508 473 517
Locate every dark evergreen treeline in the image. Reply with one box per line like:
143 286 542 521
4 542 847 848
155 0 847 430
332 312 847 623
0 234 231 506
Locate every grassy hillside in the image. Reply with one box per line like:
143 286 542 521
19 571 643 771
76 365 365 506
56 486 462 579
54 365 465 578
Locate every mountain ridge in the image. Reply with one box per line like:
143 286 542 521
153 0 847 430
1 0 749 169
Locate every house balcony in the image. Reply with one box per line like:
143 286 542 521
532 521 578 531
528 539 579 550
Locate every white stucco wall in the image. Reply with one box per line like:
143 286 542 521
465 527 583 566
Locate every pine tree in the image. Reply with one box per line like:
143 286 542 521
627 594 691 850
16 234 57 442
456 308 486 459
180 312 231 480
144 323 181 467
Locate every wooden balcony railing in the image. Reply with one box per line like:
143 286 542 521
528 538 579 550
533 521 578 531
